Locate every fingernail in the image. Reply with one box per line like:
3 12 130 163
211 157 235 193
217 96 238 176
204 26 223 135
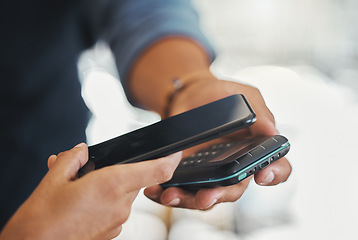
260 171 274 185
74 142 86 148
167 198 180 206
204 198 217 209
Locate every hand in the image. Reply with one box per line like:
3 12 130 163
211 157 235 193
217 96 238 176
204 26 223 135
144 78 292 210
0 143 182 240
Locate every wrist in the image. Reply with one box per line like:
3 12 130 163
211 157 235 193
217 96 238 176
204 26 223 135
129 37 213 115
161 70 218 118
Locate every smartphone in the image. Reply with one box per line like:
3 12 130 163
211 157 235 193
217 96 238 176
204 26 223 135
79 94 256 176
161 135 290 190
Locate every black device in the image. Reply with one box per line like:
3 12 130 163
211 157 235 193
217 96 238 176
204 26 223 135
79 94 256 176
161 135 290 190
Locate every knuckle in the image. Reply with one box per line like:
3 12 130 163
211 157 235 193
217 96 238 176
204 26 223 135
267 110 276 123
252 86 260 93
155 163 175 182
113 204 131 225
249 85 261 95
57 148 83 160
56 151 66 159
107 225 123 240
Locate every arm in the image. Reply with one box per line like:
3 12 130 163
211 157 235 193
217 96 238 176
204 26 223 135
0 144 181 240
99 0 216 111
126 21 292 210
94 0 291 209
129 37 215 117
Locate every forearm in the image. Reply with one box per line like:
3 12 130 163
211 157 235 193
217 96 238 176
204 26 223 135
128 37 216 117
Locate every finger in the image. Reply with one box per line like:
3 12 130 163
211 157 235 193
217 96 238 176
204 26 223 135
144 185 164 202
50 143 89 181
114 152 182 193
254 157 292 186
196 178 252 209
158 187 198 209
238 86 278 136
156 178 252 210
249 115 278 136
47 154 57 170
104 225 122 240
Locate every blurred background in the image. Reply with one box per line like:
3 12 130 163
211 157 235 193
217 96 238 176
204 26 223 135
194 0 358 92
78 1 358 239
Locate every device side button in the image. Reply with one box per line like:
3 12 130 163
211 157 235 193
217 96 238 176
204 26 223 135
238 172 247 181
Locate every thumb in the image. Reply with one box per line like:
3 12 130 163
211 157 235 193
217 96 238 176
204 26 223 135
250 117 279 136
47 154 58 170
50 143 89 181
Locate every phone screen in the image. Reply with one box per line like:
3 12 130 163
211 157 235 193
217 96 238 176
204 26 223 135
80 94 256 175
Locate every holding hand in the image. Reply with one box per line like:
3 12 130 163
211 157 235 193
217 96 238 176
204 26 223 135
0 144 182 240
144 78 292 210
128 38 291 210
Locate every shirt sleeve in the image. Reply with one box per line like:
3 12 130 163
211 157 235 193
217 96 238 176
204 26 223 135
88 0 216 102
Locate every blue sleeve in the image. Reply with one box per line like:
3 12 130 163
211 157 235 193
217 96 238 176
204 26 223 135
92 0 216 101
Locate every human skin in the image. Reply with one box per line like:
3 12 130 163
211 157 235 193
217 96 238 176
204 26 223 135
0 144 182 240
129 37 292 210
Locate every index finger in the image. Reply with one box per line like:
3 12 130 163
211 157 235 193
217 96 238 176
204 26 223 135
114 152 182 193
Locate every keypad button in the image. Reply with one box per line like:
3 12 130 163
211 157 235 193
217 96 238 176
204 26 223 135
179 141 239 168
